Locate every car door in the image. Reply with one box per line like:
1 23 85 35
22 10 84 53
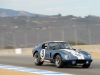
45 49 52 60
45 42 58 60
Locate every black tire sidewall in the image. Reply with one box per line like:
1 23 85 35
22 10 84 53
34 52 43 65
82 64 90 68
55 54 63 68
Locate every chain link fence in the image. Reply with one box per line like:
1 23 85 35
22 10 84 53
0 24 100 48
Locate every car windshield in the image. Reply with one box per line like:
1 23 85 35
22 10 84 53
48 42 73 50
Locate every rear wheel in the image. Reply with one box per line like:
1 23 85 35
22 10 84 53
54 54 64 68
34 52 43 66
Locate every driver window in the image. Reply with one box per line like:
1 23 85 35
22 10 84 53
59 42 71 49
48 42 59 50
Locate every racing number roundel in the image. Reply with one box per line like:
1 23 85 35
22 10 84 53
40 49 45 60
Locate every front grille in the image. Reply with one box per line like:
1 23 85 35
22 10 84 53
77 60 86 63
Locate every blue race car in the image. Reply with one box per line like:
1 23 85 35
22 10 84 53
32 41 93 68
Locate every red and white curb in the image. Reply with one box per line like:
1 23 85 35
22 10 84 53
0 64 74 75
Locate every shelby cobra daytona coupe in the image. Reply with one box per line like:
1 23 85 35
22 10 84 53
32 41 93 68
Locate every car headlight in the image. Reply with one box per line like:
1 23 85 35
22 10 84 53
88 54 92 58
65 55 69 59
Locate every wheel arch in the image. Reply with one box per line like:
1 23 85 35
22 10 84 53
53 53 61 59
33 51 38 57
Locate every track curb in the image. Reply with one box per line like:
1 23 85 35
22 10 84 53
0 64 74 75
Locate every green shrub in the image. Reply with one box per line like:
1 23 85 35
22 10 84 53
4 46 14 49
77 41 87 45
68 41 76 45
68 40 87 45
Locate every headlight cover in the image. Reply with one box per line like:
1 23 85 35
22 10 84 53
88 54 92 58
65 54 69 59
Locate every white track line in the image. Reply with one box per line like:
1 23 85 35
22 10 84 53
0 64 74 75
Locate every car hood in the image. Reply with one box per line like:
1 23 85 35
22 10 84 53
59 49 87 59
59 49 79 54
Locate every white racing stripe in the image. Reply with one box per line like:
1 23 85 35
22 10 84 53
0 64 74 75
62 49 85 60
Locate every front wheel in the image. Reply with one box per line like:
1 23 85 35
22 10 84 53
54 54 64 68
82 64 90 68
34 52 43 66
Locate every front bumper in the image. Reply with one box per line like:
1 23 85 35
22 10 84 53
63 59 93 65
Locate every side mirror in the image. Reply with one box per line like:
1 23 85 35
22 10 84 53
73 49 76 50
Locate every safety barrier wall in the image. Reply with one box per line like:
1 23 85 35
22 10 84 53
73 45 100 52
0 45 100 54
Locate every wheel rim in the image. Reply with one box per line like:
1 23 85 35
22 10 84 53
34 54 39 63
55 56 60 66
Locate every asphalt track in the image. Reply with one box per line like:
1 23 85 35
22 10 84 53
0 55 100 75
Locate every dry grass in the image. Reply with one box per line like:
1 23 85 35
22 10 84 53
0 68 42 75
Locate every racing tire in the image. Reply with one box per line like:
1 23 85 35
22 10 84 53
82 64 90 68
54 54 64 68
34 52 43 66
